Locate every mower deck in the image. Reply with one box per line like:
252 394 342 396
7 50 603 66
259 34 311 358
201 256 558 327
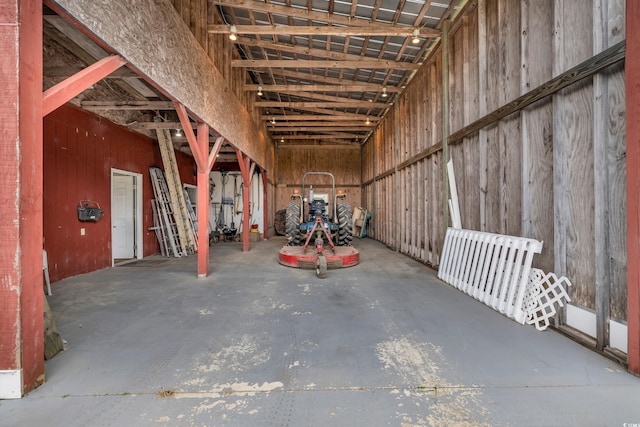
278 245 360 270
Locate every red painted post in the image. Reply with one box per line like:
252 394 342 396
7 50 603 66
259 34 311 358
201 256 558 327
196 122 210 278
0 0 44 397
262 168 268 239
626 0 640 375
0 1 23 399
19 0 44 394
235 148 251 252
243 162 251 251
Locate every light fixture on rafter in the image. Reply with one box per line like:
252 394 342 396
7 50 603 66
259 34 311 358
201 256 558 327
257 86 263 97
271 116 276 125
366 117 371 125
229 25 238 41
412 28 420 44
280 137 284 143
175 128 183 137
381 87 388 98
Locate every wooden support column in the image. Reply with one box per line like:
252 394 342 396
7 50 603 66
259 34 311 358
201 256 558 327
626 0 640 375
175 102 224 278
42 55 127 116
393 107 400 252
194 124 210 278
261 168 268 239
441 19 451 236
0 0 44 398
235 148 251 252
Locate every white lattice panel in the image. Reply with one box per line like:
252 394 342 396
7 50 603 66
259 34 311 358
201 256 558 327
523 268 572 331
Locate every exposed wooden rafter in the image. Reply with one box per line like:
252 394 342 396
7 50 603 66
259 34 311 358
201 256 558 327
232 59 421 70
246 84 401 93
209 24 439 38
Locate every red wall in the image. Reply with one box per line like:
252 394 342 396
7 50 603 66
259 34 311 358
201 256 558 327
43 104 196 282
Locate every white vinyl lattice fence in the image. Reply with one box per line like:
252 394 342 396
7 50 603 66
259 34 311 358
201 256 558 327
438 228 572 330
438 228 544 324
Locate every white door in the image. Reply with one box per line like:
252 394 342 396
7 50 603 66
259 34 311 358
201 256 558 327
112 174 135 259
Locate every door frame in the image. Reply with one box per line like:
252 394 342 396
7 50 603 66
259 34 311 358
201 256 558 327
111 168 143 265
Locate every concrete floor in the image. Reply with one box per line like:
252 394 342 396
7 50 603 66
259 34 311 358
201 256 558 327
1 237 639 426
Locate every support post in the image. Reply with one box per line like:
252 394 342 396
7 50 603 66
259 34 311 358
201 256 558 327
441 19 451 238
174 102 224 278
195 122 210 278
394 107 400 252
235 148 251 252
626 0 640 375
0 0 44 398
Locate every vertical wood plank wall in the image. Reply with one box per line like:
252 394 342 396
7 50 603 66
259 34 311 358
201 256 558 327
361 0 627 346
275 145 361 211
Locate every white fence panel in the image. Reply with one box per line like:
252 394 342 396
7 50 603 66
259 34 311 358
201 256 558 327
438 228 544 324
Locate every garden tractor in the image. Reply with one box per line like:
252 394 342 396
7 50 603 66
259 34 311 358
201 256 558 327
278 172 359 278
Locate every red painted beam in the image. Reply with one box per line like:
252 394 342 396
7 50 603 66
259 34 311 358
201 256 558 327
627 0 640 375
42 55 127 116
174 102 205 171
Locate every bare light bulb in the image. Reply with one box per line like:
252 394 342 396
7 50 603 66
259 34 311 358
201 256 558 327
412 28 420 44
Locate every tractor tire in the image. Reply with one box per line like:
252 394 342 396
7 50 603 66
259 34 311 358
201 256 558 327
337 201 353 246
286 201 302 246
274 209 287 236
316 255 327 278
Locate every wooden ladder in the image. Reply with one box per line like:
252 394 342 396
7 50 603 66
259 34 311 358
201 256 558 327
155 128 196 254
149 167 182 257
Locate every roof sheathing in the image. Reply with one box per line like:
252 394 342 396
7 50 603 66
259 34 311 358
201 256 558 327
217 0 458 145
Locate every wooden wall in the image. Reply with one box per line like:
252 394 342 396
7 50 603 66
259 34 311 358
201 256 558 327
276 144 361 213
361 0 627 351
44 104 197 282
362 41 444 265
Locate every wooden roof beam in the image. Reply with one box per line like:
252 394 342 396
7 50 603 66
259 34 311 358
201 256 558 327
261 114 380 121
277 133 365 140
81 100 174 110
256 100 388 109
270 121 376 127
245 84 401 93
266 106 383 118
209 25 439 38
232 59 420 70
271 127 371 132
